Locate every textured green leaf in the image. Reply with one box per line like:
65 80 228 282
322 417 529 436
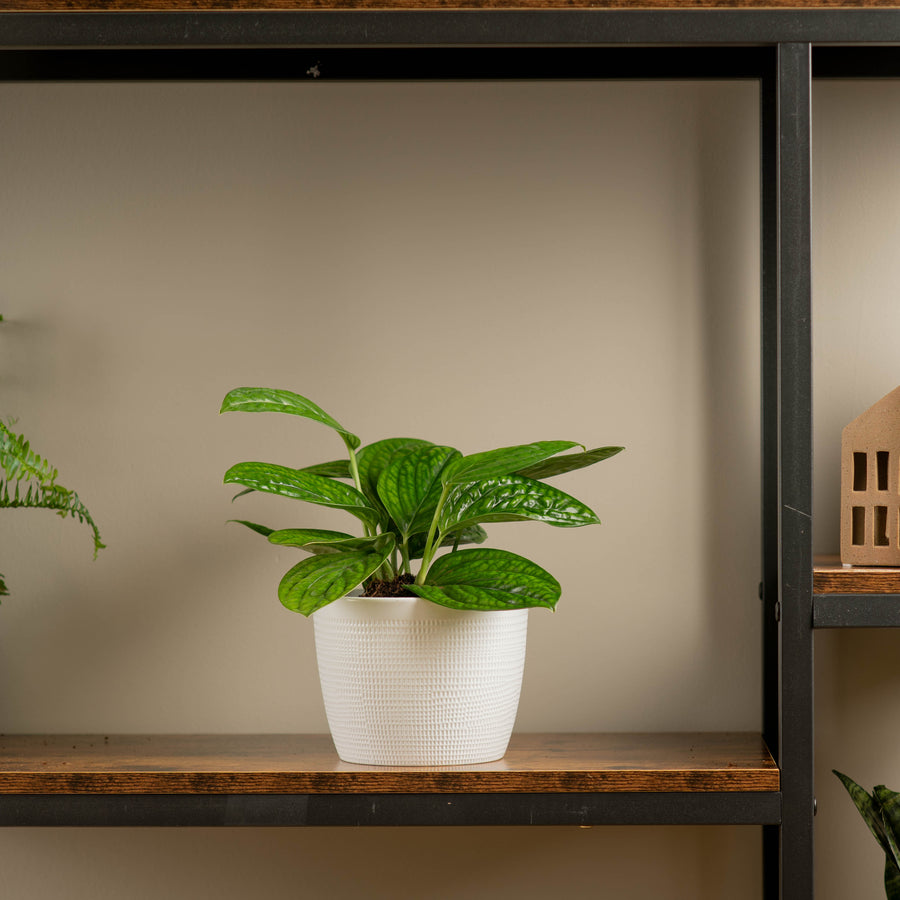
356 438 433 508
224 462 379 529
408 524 488 560
876 786 900 873
228 519 275 538
377 445 460 540
441 441 581 485
278 535 395 616
410 547 560 611
269 529 378 555
835 771 892 856
299 459 352 479
886 856 900 900
220 387 360 450
517 445 625 480
438 474 601 534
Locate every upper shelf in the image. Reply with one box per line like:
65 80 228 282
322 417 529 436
0 732 780 826
814 555 900 628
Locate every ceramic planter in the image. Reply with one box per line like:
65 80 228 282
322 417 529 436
313 594 528 766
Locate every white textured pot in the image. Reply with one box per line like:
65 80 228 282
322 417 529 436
313 594 528 766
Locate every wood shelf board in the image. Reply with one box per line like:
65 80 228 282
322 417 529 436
814 554 900 595
0 732 778 795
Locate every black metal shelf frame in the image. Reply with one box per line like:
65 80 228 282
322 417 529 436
3 13 897 898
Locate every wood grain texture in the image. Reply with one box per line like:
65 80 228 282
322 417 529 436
0 733 778 794
814 554 900 594
3 0 900 9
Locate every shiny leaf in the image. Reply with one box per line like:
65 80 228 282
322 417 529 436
517 445 625 480
229 519 275 538
224 461 379 529
278 536 395 616
438 474 601 534
300 459 352 479
220 387 360 450
357 438 434 508
441 441 581 485
269 529 378 555
408 524 488 560
410 548 559 611
377 445 460 540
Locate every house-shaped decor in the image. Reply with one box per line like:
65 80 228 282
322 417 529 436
841 385 900 566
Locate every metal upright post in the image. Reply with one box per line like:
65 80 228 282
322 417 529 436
777 41 815 900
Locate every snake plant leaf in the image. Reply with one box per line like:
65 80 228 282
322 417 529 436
441 441 582 486
517 445 625 480
224 462 379 530
410 548 560 611
269 529 376 555
835 771 893 856
408 524 488 560
377 445 460 540
438 474 601 535
220 387 361 450
876 786 900 875
229 519 275 538
278 535 395 616
357 438 434 507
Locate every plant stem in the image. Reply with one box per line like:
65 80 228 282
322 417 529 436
415 482 451 585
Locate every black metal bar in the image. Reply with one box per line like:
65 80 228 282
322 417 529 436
777 40 814 900
4 9 900 50
0 46 771 82
0 791 783 828
760 57 781 900
813 594 900 629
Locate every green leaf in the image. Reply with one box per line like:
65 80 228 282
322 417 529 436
886 856 900 900
876 786 900 873
278 535 395 616
377 445 460 540
408 524 488 560
835 771 893 856
517 445 625 480
268 529 375 555
224 462 379 529
409 547 560 611
228 519 275 538
356 438 434 508
299 459 352 479
220 387 361 450
438 474 601 534
441 441 582 486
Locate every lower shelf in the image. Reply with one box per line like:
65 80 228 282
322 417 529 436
0 732 780 827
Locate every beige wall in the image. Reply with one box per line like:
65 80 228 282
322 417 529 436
0 73 887 898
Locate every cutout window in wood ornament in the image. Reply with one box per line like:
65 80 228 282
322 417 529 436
841 385 900 565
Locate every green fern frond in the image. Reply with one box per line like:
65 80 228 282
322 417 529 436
0 418 104 596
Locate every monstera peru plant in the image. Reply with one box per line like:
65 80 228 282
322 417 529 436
835 770 900 899
220 387 623 616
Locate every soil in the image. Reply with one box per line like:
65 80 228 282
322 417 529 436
363 572 417 597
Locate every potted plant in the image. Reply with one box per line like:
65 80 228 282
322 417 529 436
834 770 900 898
221 386 622 765
0 417 103 597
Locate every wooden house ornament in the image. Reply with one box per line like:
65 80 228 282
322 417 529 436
841 385 900 566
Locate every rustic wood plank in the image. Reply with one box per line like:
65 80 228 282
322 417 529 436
814 554 900 594
0 733 778 794
3 0 900 10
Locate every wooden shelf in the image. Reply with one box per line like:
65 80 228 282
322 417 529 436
0 732 778 795
0 733 780 826
814 555 900 627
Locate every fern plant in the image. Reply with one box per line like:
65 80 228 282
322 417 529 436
834 770 900 899
0 417 104 596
